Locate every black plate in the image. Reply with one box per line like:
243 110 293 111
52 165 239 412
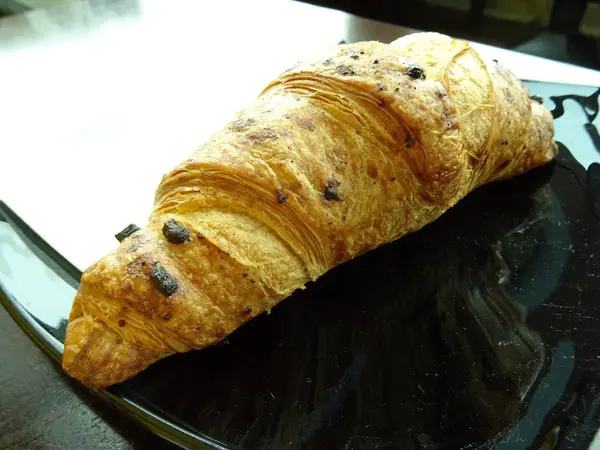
2 81 600 450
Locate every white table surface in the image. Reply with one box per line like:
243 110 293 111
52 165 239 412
1 0 599 270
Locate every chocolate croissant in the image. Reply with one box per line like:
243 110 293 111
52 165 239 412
63 32 557 388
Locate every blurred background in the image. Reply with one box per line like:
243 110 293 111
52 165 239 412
2 0 598 69
304 0 600 69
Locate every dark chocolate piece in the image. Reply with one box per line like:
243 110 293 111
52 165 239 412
443 114 459 130
277 190 288 204
405 63 426 80
151 265 179 296
162 219 191 244
163 314 171 321
372 59 379 64
323 180 341 201
244 306 253 314
335 65 356 76
337 39 347 45
115 224 140 242
530 95 544 104
118 320 126 327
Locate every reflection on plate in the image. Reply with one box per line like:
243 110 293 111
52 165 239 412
1 81 600 450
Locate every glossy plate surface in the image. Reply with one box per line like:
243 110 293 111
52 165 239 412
2 81 600 450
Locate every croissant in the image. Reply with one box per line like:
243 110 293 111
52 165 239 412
63 32 557 388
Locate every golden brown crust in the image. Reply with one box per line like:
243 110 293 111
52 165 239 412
63 33 557 389
389 32 558 187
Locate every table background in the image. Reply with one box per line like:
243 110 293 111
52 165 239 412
0 305 178 449
1 0 600 273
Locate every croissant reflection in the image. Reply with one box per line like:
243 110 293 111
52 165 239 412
110 164 553 449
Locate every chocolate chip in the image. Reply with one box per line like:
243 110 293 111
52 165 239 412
335 65 356 76
115 224 140 242
245 306 253 314
323 58 334 66
276 190 288 204
372 59 379 64
118 319 126 327
443 114 459 130
242 272 248 277
163 314 171 321
250 279 256 283
405 134 414 149
376 81 385 91
530 95 544 104
501 140 508 145
405 63 426 80
162 219 191 244
350 54 359 60
338 39 347 45
323 179 341 201
151 265 178 296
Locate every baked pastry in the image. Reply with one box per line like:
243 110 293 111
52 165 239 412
62 32 557 388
